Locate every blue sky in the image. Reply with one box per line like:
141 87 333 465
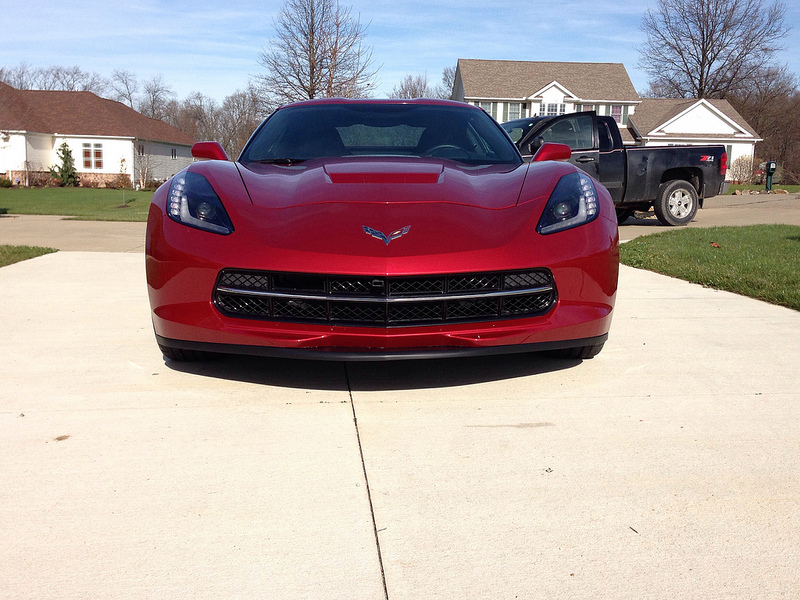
3 0 799 102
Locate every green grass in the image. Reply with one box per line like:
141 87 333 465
0 245 58 268
728 184 800 194
0 187 154 222
620 225 800 311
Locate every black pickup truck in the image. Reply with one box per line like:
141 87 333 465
502 112 729 225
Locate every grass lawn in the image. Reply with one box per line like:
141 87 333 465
620 225 800 311
0 187 154 222
0 245 58 268
728 184 800 194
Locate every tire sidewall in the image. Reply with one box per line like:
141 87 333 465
654 180 698 226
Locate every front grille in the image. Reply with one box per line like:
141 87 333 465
214 269 557 327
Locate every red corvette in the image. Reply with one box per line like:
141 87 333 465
146 99 618 361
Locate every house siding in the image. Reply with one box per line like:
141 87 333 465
134 140 193 187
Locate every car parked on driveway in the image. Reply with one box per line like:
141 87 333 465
146 99 618 361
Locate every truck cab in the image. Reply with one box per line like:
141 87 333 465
503 112 729 226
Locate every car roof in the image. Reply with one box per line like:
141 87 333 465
279 98 483 110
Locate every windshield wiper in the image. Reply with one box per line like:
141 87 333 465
249 158 307 165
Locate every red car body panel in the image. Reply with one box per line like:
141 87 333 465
146 100 618 360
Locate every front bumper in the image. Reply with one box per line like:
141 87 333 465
146 185 619 360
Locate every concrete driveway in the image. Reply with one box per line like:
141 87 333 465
1 199 800 598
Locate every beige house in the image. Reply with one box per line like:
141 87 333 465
0 81 195 187
452 59 760 173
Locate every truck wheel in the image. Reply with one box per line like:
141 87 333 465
615 208 634 223
654 180 698 226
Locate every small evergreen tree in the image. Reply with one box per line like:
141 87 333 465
50 142 79 187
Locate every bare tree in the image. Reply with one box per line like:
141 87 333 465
390 74 435 99
0 63 36 89
0 63 107 94
435 65 456 99
638 0 790 98
254 0 378 104
49 65 108 93
109 69 139 107
727 66 800 183
218 85 265 158
138 75 175 120
729 155 754 183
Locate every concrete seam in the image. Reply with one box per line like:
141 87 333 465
344 363 390 600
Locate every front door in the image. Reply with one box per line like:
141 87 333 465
533 113 600 179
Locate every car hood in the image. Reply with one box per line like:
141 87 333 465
236 157 528 210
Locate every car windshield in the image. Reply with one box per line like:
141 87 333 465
239 103 522 166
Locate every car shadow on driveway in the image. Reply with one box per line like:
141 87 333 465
164 351 580 391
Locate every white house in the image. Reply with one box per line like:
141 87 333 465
451 59 760 176
452 59 641 141
0 82 194 187
628 98 761 171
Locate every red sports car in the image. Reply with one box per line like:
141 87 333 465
146 99 618 361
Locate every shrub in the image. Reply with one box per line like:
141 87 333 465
0 177 12 188
49 142 79 187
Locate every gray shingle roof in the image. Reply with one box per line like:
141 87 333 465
456 59 639 101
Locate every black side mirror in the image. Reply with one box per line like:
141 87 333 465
522 136 545 156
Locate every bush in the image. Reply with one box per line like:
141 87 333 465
0 177 12 188
106 173 132 190
49 142 79 187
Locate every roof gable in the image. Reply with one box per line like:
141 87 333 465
630 98 759 139
0 82 194 145
529 80 579 101
456 59 639 101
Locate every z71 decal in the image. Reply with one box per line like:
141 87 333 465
700 155 715 163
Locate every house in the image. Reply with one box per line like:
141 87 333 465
628 98 761 170
452 59 760 174
0 81 195 187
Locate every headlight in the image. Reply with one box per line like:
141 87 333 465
167 171 234 235
536 171 599 235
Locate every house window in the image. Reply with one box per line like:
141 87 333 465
507 102 522 120
475 101 497 119
138 144 145 156
82 144 92 169
171 149 177 160
546 104 566 116
611 105 623 123
93 144 103 170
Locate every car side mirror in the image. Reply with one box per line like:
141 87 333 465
191 141 229 161
521 135 545 156
532 142 572 162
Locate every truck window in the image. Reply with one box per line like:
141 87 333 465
598 121 614 152
540 114 593 150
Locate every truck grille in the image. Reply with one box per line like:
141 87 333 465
214 269 556 327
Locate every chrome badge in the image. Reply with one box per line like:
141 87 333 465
363 225 411 245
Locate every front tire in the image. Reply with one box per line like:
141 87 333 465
615 208 634 223
654 180 698 226
552 342 605 359
158 342 214 361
